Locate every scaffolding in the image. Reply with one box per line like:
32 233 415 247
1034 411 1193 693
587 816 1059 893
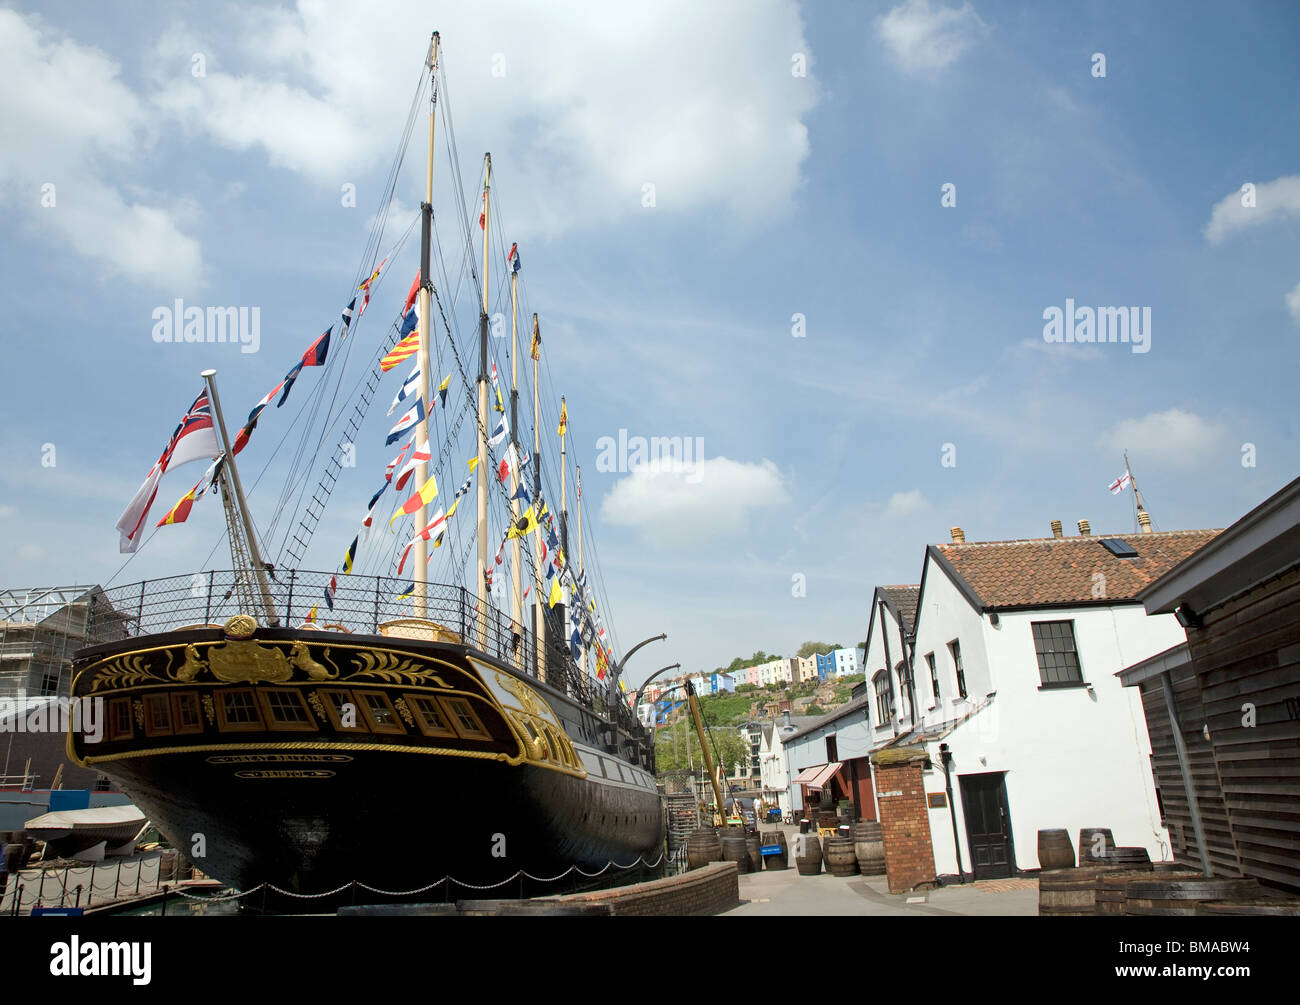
0 586 125 701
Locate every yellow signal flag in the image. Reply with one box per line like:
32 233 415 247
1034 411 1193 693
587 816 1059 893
548 576 562 609
557 398 567 436
467 457 478 472
389 472 438 530
508 505 538 539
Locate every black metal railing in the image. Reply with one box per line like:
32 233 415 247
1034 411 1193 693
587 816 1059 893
85 570 636 730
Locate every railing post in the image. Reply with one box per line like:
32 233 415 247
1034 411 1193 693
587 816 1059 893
374 575 381 633
460 588 467 640
286 570 295 626
137 581 146 635
114 862 121 901
204 570 213 624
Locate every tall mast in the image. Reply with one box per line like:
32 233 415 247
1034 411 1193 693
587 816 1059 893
413 31 439 616
508 249 522 641
576 463 586 681
475 153 492 645
531 313 545 682
201 368 278 626
1125 450 1152 533
560 395 569 559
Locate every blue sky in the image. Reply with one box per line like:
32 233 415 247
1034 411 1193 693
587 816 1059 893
1 1 1298 683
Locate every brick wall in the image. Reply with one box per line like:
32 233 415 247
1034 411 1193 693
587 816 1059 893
873 758 937 893
547 862 740 916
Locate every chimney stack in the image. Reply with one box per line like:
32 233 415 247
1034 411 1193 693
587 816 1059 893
783 709 791 728
1137 510 1152 533
1077 519 1091 536
1050 519 1063 539
950 526 965 544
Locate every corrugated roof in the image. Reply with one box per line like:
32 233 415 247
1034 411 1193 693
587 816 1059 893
932 529 1221 610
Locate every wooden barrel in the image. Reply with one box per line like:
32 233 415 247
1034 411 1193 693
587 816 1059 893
1197 896 1300 916
1095 867 1194 915
760 830 789 870
1037 829 1075 870
1077 828 1115 864
1040 866 1123 916
853 821 885 875
1108 846 1151 868
745 835 762 874
825 836 859 877
686 828 722 871
795 834 822 876
720 835 750 874
1124 877 1261 916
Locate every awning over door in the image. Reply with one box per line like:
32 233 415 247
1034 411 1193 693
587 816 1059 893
793 762 844 790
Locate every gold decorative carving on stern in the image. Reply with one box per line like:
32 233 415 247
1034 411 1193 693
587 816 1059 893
346 649 449 686
494 672 543 716
306 691 327 723
223 615 258 639
207 639 292 684
132 699 145 728
289 641 338 681
393 697 415 727
202 695 216 724
88 654 163 692
176 643 205 682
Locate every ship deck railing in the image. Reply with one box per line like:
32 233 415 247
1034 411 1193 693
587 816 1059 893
82 570 636 731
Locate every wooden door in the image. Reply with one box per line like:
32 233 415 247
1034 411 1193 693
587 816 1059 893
959 772 1014 879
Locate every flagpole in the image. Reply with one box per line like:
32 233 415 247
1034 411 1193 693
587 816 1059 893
577 463 587 683
200 369 278 626
1125 450 1152 533
508 254 523 646
476 153 492 647
413 30 439 618
531 313 545 683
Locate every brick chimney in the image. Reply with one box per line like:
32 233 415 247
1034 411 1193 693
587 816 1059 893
1137 510 1152 533
1050 519 1063 539
1077 519 1091 536
950 526 965 544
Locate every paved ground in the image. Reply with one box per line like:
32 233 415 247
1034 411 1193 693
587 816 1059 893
722 868 1038 916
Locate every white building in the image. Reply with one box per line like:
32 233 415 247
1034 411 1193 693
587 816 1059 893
863 522 1219 880
758 711 821 816
832 648 859 678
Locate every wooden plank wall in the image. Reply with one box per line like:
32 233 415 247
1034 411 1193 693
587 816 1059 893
1190 563 1300 892
1139 667 1242 877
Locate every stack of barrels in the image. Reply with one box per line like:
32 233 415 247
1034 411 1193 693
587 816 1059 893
760 830 789 871
854 821 886 876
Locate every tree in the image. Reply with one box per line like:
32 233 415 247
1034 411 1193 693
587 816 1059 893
654 719 751 776
797 641 842 659
806 704 827 716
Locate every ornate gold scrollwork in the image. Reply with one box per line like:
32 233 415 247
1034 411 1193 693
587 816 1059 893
494 672 542 716
346 650 449 686
289 641 338 681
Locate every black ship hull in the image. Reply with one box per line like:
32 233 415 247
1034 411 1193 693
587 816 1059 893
68 615 664 902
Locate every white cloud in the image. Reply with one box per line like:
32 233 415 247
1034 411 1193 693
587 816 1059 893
0 505 16 519
1286 281 1300 324
0 10 202 288
884 489 929 518
599 456 788 544
148 1 819 236
875 0 989 74
1204 175 1300 244
1097 408 1229 468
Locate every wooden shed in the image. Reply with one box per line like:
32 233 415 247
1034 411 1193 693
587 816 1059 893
1121 476 1300 892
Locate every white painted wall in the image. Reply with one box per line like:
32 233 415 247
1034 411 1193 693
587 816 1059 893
908 553 1182 875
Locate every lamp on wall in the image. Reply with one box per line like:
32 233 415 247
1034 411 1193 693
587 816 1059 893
1175 604 1203 630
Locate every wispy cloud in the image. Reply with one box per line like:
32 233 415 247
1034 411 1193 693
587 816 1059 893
1097 408 1229 469
875 0 989 74
884 489 930 518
